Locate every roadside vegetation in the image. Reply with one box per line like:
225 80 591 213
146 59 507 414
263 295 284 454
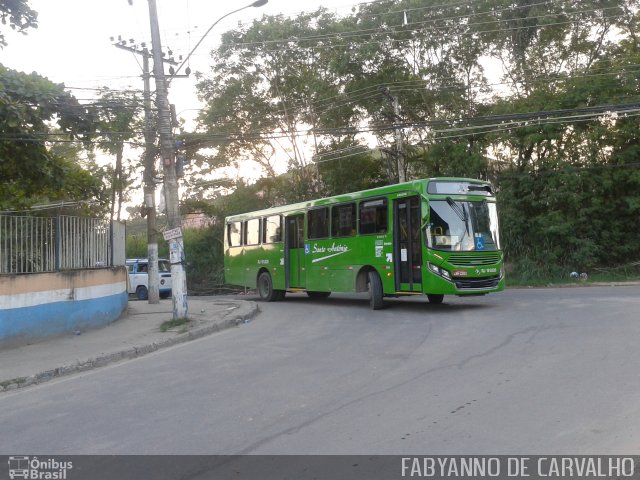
3 0 640 289
159 317 190 333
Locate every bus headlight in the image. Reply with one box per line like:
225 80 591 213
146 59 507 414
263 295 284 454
428 262 451 281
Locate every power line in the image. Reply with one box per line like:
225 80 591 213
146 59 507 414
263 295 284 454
151 1 626 69
194 4 624 53
147 101 640 144
4 102 639 164
157 0 587 48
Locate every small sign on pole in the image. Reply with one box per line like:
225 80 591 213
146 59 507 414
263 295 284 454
163 227 183 241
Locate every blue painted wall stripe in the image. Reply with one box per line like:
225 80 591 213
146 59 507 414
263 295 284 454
0 291 128 342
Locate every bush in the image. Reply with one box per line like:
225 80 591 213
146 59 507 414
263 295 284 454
183 225 226 295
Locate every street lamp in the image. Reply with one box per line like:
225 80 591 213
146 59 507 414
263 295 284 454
168 0 269 84
146 0 268 320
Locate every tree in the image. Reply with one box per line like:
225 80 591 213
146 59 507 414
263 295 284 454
0 65 102 210
0 0 37 48
92 89 142 222
191 0 640 279
485 0 639 273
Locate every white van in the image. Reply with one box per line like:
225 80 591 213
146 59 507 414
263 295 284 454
126 258 172 300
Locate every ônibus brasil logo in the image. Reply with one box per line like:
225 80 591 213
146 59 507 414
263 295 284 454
8 456 73 479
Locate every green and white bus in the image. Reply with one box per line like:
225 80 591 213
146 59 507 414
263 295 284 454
224 177 504 309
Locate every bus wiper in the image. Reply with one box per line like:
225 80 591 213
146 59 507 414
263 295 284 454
446 197 465 223
461 203 470 236
446 196 470 239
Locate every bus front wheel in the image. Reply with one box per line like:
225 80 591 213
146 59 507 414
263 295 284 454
257 272 280 302
367 271 384 310
427 294 444 304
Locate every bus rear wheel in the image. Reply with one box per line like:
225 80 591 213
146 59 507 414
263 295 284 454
257 272 283 302
427 294 444 304
367 271 384 310
307 291 331 299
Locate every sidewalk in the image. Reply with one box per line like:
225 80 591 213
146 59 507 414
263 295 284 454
0 296 258 392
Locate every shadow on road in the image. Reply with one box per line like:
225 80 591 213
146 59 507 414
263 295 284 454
234 292 494 317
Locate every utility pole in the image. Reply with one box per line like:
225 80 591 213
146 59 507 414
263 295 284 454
393 95 406 183
141 0 268 318
113 41 177 304
141 52 160 303
380 87 406 183
147 0 188 319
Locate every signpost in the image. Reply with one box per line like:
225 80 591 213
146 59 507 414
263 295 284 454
163 227 183 241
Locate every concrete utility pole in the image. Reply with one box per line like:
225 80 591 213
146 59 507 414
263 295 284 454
141 53 160 303
393 95 406 183
113 42 177 304
380 87 406 183
144 0 269 318
147 0 188 319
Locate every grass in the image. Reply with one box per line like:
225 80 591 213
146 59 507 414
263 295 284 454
1 377 26 388
505 262 640 287
160 317 191 333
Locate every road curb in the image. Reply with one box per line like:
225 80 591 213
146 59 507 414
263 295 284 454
507 281 640 289
0 301 259 393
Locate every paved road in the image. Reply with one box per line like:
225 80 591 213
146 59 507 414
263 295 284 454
1 286 639 454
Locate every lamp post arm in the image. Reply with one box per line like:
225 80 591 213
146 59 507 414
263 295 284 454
169 2 263 84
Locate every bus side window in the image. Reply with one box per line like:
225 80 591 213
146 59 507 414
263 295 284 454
263 215 282 243
308 207 329 239
359 198 388 235
227 222 242 247
331 203 356 237
244 218 261 246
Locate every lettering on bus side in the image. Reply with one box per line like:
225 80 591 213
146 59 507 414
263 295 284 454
309 242 351 263
310 243 349 254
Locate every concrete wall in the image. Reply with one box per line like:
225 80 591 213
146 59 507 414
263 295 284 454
0 267 128 346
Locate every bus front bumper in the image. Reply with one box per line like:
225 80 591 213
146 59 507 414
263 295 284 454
424 267 505 295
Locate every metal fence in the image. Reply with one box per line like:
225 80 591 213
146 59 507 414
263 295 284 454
0 214 125 274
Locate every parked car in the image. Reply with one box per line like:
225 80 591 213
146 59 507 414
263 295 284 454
126 258 172 300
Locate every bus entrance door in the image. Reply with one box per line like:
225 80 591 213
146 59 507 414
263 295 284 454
393 196 422 292
285 214 306 289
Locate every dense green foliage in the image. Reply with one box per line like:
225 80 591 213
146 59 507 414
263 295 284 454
0 64 107 210
191 0 640 281
1 2 142 213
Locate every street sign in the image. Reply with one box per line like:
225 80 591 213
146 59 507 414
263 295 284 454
163 227 183 241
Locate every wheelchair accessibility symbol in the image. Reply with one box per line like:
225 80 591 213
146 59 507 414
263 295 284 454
474 234 485 251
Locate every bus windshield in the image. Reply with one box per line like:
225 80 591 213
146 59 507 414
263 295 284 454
426 199 500 251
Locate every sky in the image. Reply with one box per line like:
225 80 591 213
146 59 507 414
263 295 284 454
2 0 366 127
1 0 515 212
1 0 371 212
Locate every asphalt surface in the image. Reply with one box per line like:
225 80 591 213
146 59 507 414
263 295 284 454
0 286 638 455
0 296 257 388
